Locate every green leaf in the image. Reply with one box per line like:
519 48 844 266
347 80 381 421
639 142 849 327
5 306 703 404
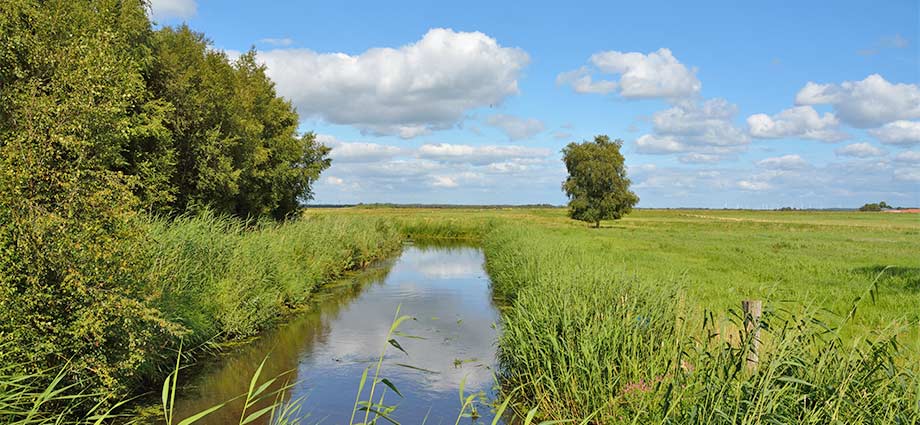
388 339 408 356
378 378 403 398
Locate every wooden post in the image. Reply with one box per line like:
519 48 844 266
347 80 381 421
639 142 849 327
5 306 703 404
742 300 762 370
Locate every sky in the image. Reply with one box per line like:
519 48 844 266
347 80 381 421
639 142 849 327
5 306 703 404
149 0 919 208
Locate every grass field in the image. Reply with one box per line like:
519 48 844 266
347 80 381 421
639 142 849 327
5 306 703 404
311 206 920 422
3 207 917 423
313 207 920 341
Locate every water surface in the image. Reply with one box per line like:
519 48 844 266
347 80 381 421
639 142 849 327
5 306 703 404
173 244 502 424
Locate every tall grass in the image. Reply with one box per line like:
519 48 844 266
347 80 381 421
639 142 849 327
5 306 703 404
0 212 403 418
135 213 403 385
483 221 920 423
5 207 919 423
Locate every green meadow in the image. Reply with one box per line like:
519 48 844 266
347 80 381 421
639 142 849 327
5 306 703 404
321 207 920 341
2 207 918 423
299 207 920 422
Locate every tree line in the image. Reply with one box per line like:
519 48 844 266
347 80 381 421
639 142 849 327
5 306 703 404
0 0 329 402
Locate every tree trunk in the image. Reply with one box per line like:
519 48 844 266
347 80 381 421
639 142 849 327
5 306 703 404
595 220 600 228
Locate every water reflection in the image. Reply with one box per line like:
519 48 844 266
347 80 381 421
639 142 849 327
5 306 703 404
173 244 501 424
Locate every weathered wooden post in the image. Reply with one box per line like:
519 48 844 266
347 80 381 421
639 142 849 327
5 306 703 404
742 300 762 370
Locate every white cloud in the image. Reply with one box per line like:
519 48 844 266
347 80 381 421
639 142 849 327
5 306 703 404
894 150 920 163
317 135 403 163
555 67 618 94
147 0 196 20
747 106 848 142
485 114 545 140
634 98 749 157
868 120 920 146
558 48 701 99
255 28 529 138
835 142 886 158
330 142 403 163
324 176 345 185
894 168 920 182
756 154 809 170
258 38 294 47
634 99 748 158
416 143 550 165
737 180 772 191
635 134 685 154
431 175 459 188
679 153 723 164
794 74 920 128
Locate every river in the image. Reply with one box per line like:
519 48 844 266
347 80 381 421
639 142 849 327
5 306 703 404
171 243 503 424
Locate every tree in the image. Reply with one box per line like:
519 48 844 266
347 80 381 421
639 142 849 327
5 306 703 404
148 27 330 218
859 202 885 212
0 0 182 398
562 135 639 227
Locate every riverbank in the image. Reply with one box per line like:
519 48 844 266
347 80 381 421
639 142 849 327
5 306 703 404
317 207 920 422
168 243 502 424
4 207 918 423
0 213 405 423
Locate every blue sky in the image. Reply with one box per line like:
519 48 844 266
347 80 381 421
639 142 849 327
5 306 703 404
150 0 919 208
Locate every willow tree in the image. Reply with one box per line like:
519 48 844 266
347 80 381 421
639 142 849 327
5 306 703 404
562 135 639 227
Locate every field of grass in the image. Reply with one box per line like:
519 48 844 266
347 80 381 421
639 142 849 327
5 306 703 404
316 207 920 340
313 207 920 422
3 207 917 423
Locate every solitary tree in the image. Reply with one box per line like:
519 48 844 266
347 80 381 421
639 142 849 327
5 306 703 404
562 135 639 227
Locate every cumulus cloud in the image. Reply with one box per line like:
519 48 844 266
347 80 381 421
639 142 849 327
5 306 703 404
737 180 772 191
635 134 685 154
756 154 809 170
894 150 920 163
147 0 196 20
868 120 920 146
317 134 403 163
630 158 918 208
794 74 920 128
555 67 618 94
416 143 550 165
635 98 749 157
255 28 529 138
894 168 920 182
485 114 545 140
558 48 701 99
747 106 848 142
312 139 563 204
835 142 886 158
679 153 723 164
431 175 459 188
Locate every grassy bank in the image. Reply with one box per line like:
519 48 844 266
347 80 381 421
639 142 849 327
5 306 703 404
0 213 403 422
4 207 918 423
319 207 920 422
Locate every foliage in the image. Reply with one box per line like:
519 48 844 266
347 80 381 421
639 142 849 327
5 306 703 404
562 135 638 227
149 26 331 218
0 0 337 410
859 201 890 211
0 0 184 398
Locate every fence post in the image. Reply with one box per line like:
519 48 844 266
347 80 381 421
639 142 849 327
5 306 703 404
742 299 762 370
